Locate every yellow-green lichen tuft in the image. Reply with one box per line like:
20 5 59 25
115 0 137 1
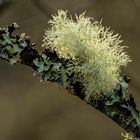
42 10 132 102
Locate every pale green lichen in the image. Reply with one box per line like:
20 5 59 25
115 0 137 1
42 10 132 102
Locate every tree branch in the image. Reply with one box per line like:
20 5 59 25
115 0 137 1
0 23 140 139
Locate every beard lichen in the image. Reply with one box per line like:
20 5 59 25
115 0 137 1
42 10 131 102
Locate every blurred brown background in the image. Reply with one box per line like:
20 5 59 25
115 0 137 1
0 0 140 140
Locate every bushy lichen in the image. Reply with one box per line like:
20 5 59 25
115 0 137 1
42 10 132 102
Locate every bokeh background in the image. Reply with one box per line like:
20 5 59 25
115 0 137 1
0 0 140 140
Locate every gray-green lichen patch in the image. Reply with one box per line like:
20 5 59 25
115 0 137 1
33 52 75 89
0 23 35 65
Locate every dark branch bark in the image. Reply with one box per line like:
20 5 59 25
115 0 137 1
0 23 140 140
